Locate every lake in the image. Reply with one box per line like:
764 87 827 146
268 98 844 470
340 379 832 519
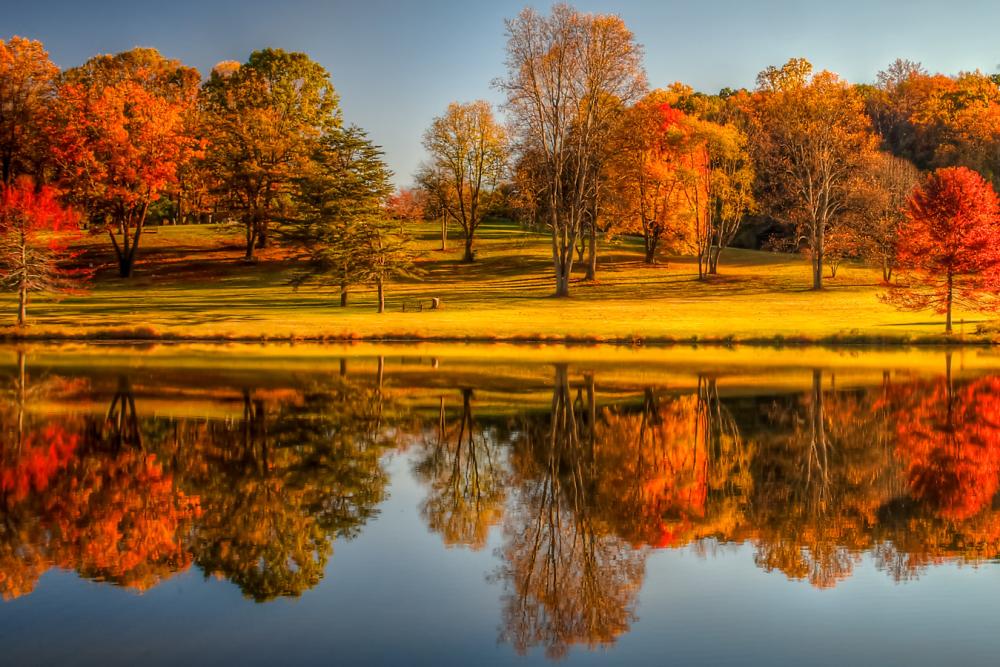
2 343 1000 666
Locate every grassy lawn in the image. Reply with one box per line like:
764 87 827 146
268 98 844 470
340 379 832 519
2 219 993 344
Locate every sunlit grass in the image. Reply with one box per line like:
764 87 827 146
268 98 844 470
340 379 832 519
1 219 994 343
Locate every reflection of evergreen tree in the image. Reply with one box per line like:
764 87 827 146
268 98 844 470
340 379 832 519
186 374 394 602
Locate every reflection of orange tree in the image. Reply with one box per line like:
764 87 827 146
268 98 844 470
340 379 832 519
43 444 199 591
413 389 507 550
186 377 393 602
495 366 646 660
0 421 80 600
745 370 899 588
0 417 198 598
1 360 196 598
591 378 752 549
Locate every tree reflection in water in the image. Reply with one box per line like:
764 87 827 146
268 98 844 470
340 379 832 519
3 351 1000 657
0 355 395 602
413 388 507 550
494 365 644 660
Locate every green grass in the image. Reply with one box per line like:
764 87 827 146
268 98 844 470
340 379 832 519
3 219 995 344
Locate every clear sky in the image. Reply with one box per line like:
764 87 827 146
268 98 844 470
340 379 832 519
5 0 1000 185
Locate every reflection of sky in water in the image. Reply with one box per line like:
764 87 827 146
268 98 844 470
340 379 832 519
4 452 1000 666
3 351 1000 665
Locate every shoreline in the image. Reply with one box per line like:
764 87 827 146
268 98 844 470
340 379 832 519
0 328 994 348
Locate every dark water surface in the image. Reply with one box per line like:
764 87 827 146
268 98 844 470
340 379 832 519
3 344 1000 666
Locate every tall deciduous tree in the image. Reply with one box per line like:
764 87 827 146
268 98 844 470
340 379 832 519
499 4 646 296
52 48 200 277
848 152 921 282
0 177 86 326
746 58 877 290
422 100 508 262
0 37 58 185
884 166 1000 332
201 49 341 261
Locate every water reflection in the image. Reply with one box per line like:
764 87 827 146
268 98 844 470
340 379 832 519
3 349 1000 658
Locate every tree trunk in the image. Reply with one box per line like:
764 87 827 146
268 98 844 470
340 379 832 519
644 234 657 264
340 278 349 307
376 278 385 313
552 221 573 297
585 223 597 281
109 218 142 278
440 214 448 251
709 245 722 274
255 220 268 249
555 270 570 297
118 252 136 278
463 234 475 262
812 222 824 290
945 271 953 333
244 221 256 262
17 282 26 327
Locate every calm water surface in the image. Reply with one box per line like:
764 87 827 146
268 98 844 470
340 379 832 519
2 344 1000 665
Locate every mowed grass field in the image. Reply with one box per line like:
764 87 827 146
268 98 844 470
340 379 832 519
2 219 992 343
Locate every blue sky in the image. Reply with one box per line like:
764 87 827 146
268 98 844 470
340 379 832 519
4 0 1000 185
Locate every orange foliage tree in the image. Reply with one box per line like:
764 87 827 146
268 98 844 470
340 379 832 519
51 48 200 278
894 371 1000 521
0 36 58 185
746 58 877 290
608 94 689 264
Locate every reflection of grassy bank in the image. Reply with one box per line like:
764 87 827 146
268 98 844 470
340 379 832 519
6 341 997 420
0 221 996 345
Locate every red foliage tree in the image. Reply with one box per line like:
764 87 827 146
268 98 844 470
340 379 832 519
0 177 87 326
884 166 1000 332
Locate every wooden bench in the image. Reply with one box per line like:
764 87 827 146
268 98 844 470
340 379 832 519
402 298 441 312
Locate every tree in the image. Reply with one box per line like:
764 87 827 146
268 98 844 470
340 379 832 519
413 389 507 550
201 49 341 261
288 126 416 312
867 63 1000 189
704 120 755 274
607 93 688 264
499 4 646 296
884 166 1000 332
386 187 425 223
0 178 86 326
51 48 200 277
847 153 921 281
0 37 58 185
746 58 877 289
422 101 508 262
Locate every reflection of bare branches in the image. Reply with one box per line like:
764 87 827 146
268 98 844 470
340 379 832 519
496 365 646 659
414 388 507 549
